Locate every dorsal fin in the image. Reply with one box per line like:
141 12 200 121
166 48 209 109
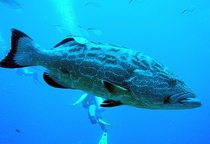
54 38 75 48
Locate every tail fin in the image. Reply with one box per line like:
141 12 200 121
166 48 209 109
0 29 39 68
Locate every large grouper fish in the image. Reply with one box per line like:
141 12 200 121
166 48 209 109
0 29 201 109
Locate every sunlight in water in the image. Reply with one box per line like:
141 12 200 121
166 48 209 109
52 0 79 36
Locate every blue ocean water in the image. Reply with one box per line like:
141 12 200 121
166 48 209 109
0 0 209 144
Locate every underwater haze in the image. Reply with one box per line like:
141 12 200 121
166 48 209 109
0 0 210 144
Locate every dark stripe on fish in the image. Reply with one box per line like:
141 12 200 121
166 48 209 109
110 48 120 52
132 59 148 70
90 47 101 51
106 59 118 65
87 52 98 57
68 47 82 53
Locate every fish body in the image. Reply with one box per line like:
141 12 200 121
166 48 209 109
0 29 201 109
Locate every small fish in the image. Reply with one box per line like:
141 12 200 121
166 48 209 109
77 25 90 39
15 129 20 133
70 35 89 44
0 29 201 110
54 25 89 44
181 9 187 14
78 26 103 37
182 5 195 14
129 0 145 3
87 28 103 36
85 0 102 7
53 24 69 34
0 0 21 9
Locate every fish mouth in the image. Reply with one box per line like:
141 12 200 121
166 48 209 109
168 92 202 108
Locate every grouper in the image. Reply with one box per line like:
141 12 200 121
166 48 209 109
0 29 201 109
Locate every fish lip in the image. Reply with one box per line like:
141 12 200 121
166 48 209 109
169 92 202 108
169 92 196 103
179 97 202 108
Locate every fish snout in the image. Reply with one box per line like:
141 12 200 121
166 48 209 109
168 92 202 108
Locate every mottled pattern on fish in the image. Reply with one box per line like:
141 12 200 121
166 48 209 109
0 29 201 109
38 40 184 108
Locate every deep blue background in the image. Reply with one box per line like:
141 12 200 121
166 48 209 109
0 0 209 144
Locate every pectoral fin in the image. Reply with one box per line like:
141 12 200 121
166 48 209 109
103 80 129 95
100 99 122 107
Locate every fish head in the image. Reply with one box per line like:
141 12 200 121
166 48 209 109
130 69 201 110
160 80 201 110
